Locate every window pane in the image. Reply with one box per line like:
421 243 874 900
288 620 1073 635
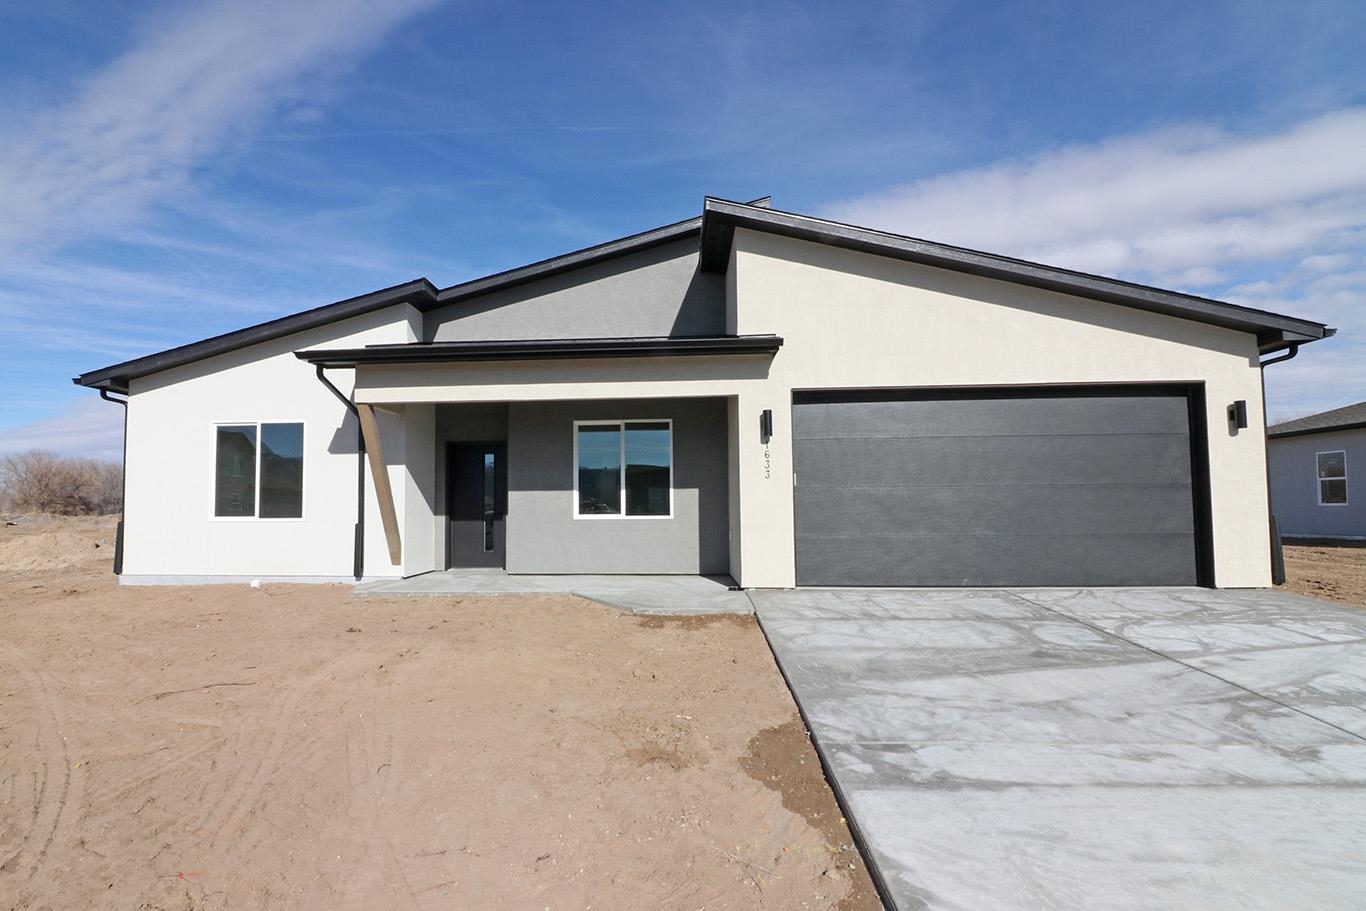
483 451 496 513
483 450 496 552
1318 452 1346 478
215 425 257 517
1321 479 1348 505
259 423 303 518
625 421 671 516
578 425 621 514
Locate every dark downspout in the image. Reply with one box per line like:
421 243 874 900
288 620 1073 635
99 388 128 575
1259 343 1301 585
313 365 366 582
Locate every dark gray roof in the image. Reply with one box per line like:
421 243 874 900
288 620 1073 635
699 197 1334 354
76 195 1332 394
1268 401 1366 438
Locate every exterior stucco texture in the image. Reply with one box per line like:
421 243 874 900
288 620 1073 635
1269 428 1365 538
425 238 725 342
106 209 1296 587
504 398 730 575
119 305 422 580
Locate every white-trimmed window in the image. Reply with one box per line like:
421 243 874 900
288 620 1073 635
574 420 673 518
1317 450 1348 506
214 422 304 518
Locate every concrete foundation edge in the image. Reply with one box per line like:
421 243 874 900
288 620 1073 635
119 574 398 586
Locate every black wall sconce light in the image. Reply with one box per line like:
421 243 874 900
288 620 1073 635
759 408 774 443
1228 400 1248 430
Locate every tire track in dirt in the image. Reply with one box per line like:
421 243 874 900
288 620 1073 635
196 647 370 850
297 662 418 910
84 734 227 809
0 644 86 886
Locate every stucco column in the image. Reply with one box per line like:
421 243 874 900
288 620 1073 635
731 389 796 588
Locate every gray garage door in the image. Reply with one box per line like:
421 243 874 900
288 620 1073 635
793 388 1202 587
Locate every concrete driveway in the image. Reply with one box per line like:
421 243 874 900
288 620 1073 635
751 588 1366 911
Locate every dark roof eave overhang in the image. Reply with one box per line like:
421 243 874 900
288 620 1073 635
73 278 440 395
71 214 712 395
699 198 1334 352
295 334 784 369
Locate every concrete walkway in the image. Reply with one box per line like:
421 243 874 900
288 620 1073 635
752 587 1366 911
353 570 752 615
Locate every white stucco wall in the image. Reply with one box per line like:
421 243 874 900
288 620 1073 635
121 305 421 581
120 228 1277 589
724 229 1273 588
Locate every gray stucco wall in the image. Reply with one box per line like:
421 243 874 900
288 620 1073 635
1268 428 1366 538
504 397 730 574
424 238 724 341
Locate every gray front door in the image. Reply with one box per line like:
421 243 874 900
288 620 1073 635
447 442 507 569
792 387 1205 587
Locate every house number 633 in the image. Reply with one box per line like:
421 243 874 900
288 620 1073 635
763 446 772 479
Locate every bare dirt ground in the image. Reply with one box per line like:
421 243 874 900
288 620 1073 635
1283 540 1366 609
0 516 878 911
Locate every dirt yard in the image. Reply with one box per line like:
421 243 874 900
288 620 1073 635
0 516 878 911
1283 540 1366 609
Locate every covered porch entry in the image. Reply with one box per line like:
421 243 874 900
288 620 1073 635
298 334 784 584
428 398 732 577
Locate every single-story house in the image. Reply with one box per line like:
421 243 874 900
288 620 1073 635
1268 401 1365 540
75 197 1334 588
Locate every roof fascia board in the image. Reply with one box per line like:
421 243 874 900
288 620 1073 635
432 216 703 306
699 198 1332 347
431 197 770 306
73 279 438 394
294 334 784 368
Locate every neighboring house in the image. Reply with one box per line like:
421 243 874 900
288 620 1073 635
1268 402 1366 540
75 197 1333 588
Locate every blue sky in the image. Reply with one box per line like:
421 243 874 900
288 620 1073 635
2 0 1364 460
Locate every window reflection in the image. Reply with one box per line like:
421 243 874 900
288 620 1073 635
577 425 622 514
215 425 256 516
576 421 671 517
625 421 670 516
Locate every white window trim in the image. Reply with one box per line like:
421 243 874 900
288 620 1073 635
209 421 307 521
1316 449 1348 507
572 419 674 520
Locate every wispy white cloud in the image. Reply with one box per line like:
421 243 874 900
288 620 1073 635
0 0 444 260
0 398 126 462
824 109 1366 285
822 110 1366 417
0 0 450 448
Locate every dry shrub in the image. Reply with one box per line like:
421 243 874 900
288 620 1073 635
0 449 122 515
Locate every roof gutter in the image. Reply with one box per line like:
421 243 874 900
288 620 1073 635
295 334 785 369
1258 343 1300 368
